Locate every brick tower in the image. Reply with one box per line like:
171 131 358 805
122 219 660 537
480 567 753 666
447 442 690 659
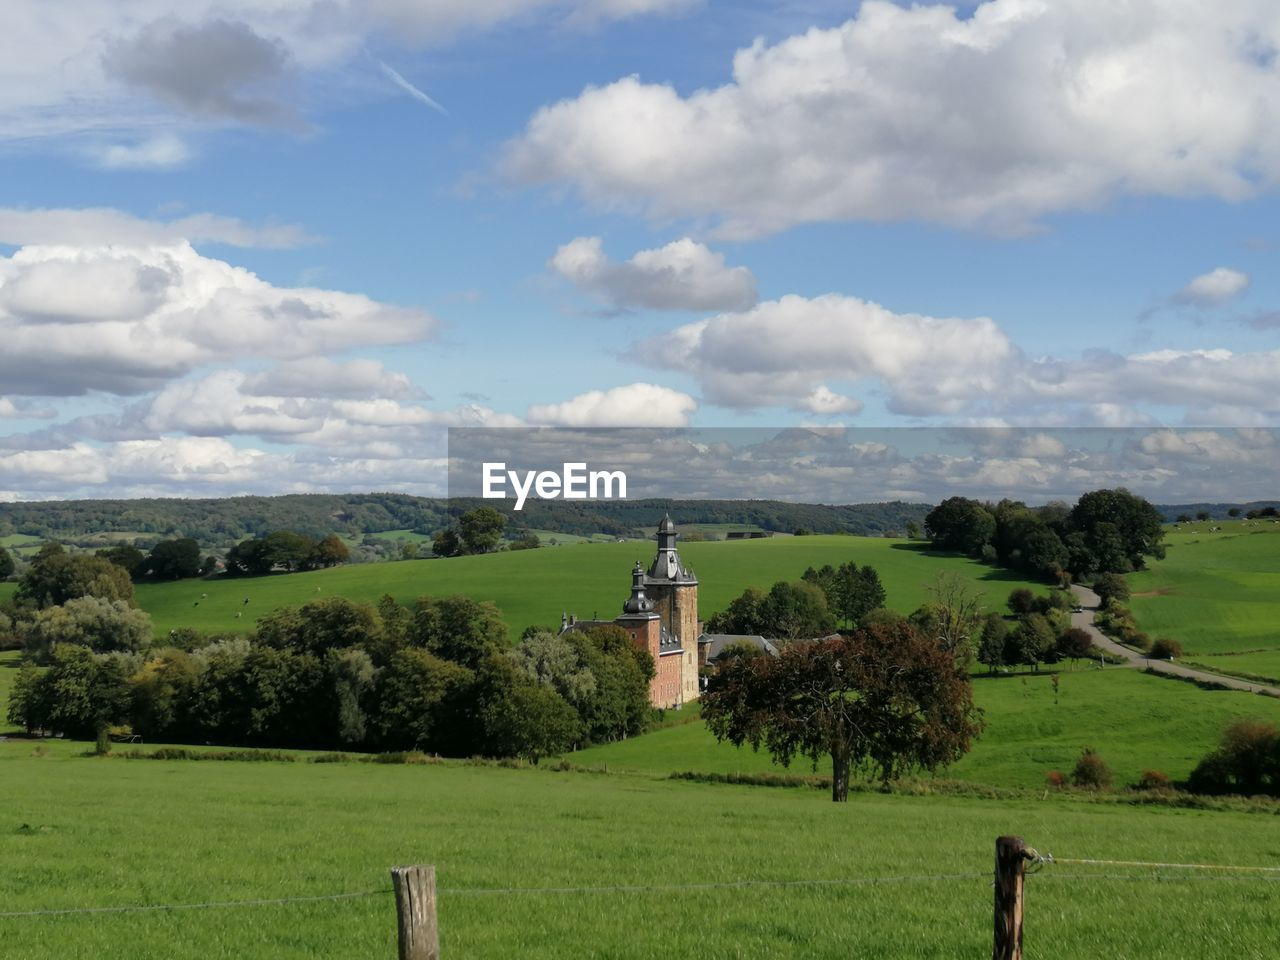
644 514 700 703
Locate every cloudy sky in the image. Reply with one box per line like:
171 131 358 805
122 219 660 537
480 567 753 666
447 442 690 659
2 0 1280 501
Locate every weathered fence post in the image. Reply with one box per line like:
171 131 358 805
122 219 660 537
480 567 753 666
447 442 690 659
391 864 439 960
993 836 1031 960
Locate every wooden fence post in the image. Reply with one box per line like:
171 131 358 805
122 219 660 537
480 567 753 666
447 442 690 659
993 836 1030 960
391 864 439 960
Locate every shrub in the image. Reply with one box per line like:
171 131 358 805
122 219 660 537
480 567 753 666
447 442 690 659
1071 748 1114 790
1149 638 1183 660
1045 770 1067 789
1136 769 1171 790
1188 719 1280 796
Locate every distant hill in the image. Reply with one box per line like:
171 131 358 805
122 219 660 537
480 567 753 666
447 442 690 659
0 493 931 553
1156 501 1280 521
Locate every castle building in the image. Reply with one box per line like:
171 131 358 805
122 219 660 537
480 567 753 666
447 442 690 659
560 515 704 709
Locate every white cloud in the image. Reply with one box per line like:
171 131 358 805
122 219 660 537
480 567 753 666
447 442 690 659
640 293 1280 424
0 207 315 248
550 236 757 312
796 385 862 416
0 242 436 396
506 1 1280 236
0 2 698 143
1176 267 1250 306
90 133 192 169
527 382 697 426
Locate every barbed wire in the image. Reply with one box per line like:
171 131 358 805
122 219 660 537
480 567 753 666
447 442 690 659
5 857 1278 921
0 872 986 920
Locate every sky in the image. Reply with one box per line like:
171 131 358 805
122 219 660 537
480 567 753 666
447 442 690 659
1 0 1279 502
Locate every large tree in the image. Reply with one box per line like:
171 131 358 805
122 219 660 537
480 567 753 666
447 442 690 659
16 551 136 608
924 497 996 557
1068 488 1166 572
702 622 982 802
21 595 153 660
458 507 506 555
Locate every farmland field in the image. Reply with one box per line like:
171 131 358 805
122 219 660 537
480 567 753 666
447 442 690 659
126 535 1043 639
2 740 1279 960
1129 521 1280 681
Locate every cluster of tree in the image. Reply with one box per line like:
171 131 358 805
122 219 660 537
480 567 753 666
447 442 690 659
799 563 886 629
97 539 218 581
224 531 350 576
975 589 1087 672
0 545 13 581
11 543 136 609
924 488 1166 582
7 594 653 763
1187 719 1280 797
702 620 983 802
704 580 837 640
431 507 507 557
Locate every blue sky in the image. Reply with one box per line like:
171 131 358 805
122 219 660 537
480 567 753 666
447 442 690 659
1 0 1279 499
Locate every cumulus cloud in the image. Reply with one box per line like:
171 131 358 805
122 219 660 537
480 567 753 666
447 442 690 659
102 18 296 125
0 207 315 248
550 236 757 312
1176 267 1250 306
0 242 436 396
527 382 697 426
506 1 1280 236
639 293 1280 424
0 435 451 499
90 133 192 169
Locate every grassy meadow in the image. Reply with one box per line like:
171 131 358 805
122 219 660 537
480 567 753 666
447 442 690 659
1129 520 1280 682
2 739 1279 960
124 535 1043 640
575 667 1280 789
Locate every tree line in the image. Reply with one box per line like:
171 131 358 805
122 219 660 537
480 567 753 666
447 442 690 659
924 487 1166 583
7 592 653 763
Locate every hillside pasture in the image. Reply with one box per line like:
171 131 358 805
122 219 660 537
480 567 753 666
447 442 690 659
574 667 1280 789
1129 522 1280 679
131 536 1046 640
1 741 1278 960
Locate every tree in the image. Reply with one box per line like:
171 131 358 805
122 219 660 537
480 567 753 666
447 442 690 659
478 669 582 763
458 507 506 555
29 645 131 739
256 597 383 656
0 545 13 581
1014 613 1056 670
432 528 463 558
702 622 983 802
7 660 47 733
408 595 507 668
916 572 984 659
16 552 135 608
1068 488 1166 572
21 596 153 661
1228 508 1241 518
977 615 1008 673
309 534 350 568
327 647 376 745
96 544 146 579
758 581 836 640
1196 510 1210 522
924 497 996 557
564 625 653 743
142 538 203 580
1007 588 1036 616
704 586 766 635
508 532 541 551
1093 572 1130 605
1057 627 1093 664
1188 719 1280 796
511 630 597 719
374 648 473 751
805 562 887 629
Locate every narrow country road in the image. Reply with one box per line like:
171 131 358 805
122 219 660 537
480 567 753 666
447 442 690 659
1069 584 1280 697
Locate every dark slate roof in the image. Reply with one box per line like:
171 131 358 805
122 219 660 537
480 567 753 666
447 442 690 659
698 634 779 660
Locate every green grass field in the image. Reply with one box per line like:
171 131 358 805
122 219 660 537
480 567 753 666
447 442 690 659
2 740 1278 960
1129 521 1280 680
126 536 1043 640
574 667 1280 789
